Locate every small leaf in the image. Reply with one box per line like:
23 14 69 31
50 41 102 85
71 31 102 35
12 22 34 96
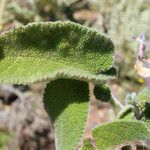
133 88 150 119
134 88 150 103
94 84 111 102
82 139 95 150
117 105 135 120
44 79 89 150
92 120 150 150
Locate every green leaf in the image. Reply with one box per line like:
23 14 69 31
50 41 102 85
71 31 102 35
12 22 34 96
134 88 150 103
44 79 89 150
132 88 150 119
92 120 150 150
0 21 116 150
117 105 135 120
82 139 95 150
0 21 115 84
94 84 111 102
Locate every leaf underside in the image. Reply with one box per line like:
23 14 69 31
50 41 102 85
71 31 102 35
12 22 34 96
0 21 115 84
44 79 89 150
92 120 149 150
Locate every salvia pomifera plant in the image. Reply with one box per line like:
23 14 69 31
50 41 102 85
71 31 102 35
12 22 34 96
0 21 149 150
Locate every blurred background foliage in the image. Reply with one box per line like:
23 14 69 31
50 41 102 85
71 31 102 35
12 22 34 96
0 131 11 150
0 0 149 149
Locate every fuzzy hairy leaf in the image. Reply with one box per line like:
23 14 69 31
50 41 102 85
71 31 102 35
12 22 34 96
44 78 115 150
0 21 115 84
134 88 150 103
0 21 116 150
133 88 150 119
117 105 135 120
82 139 95 150
93 120 150 150
94 84 111 102
44 79 89 150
